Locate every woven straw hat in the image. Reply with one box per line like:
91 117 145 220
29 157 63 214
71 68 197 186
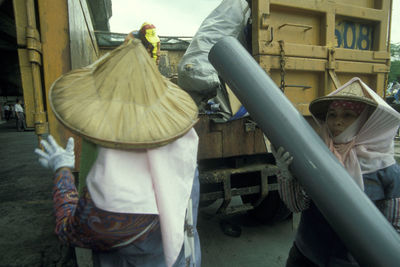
49 39 198 149
309 78 377 121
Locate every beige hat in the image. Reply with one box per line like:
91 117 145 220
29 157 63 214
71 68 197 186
309 78 377 121
49 39 198 149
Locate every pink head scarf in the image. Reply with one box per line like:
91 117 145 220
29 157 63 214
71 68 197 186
329 100 366 115
315 78 400 190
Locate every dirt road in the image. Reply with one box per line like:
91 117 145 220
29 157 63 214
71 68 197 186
0 121 75 266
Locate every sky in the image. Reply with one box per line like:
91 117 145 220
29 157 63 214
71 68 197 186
109 0 400 43
391 1 400 44
109 0 221 36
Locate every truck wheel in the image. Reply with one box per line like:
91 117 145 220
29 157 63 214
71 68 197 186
242 191 291 224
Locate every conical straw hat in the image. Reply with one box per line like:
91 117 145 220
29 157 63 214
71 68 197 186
309 78 377 121
49 39 198 149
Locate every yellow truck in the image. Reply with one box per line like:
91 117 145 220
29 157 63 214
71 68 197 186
175 0 394 222
5 0 393 223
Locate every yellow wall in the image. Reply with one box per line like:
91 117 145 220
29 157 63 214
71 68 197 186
251 0 391 115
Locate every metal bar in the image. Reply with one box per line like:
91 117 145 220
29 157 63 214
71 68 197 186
208 36 400 267
329 70 341 89
199 163 278 184
223 203 254 214
252 168 269 207
26 0 48 143
216 175 232 214
200 186 261 201
278 23 312 31
284 85 312 89
200 183 279 202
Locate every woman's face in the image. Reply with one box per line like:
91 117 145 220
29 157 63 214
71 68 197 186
326 106 360 137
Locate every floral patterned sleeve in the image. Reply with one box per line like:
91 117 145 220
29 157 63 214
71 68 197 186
277 172 310 213
53 168 159 251
375 198 400 234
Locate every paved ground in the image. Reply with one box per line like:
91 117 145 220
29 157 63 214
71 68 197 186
0 120 76 267
198 201 294 267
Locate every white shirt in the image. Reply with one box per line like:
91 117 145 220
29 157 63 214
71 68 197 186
14 103 23 113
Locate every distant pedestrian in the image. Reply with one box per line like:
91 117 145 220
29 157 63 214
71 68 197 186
4 103 10 121
273 77 400 266
9 105 15 119
14 99 26 131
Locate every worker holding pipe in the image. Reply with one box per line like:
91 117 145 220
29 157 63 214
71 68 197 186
273 77 400 266
34 39 200 267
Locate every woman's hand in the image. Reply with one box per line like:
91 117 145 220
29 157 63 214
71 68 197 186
271 145 294 180
34 135 75 172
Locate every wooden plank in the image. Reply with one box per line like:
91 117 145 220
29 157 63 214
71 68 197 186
335 4 387 21
258 55 327 71
221 119 256 157
251 0 271 55
254 129 268 154
257 42 388 63
12 0 28 46
194 116 223 160
269 0 329 12
68 0 99 69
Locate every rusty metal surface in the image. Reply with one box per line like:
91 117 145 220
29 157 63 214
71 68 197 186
199 163 278 184
199 163 279 214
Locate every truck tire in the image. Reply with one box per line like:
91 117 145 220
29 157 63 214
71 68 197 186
242 191 292 224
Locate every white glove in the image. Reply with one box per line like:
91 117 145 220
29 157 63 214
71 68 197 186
271 145 294 180
34 135 75 172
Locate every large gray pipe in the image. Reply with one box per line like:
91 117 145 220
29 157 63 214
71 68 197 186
208 36 400 267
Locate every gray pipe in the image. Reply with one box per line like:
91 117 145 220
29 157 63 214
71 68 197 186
208 36 400 267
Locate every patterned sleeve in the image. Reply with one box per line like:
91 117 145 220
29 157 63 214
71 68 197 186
277 172 310 213
53 168 159 251
375 198 400 234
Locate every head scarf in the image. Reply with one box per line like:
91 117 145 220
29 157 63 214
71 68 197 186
313 77 400 190
329 100 366 116
139 22 161 63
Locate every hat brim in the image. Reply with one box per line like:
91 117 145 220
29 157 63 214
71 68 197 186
309 95 377 121
52 107 198 150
